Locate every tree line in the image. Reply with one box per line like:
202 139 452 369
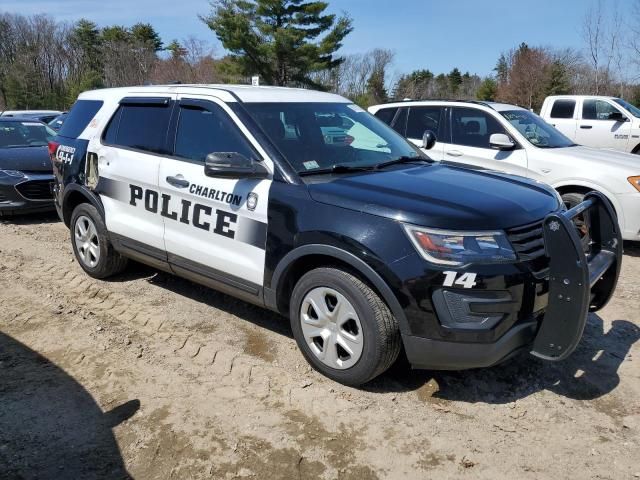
1 0 640 112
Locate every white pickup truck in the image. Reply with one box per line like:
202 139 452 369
540 95 640 154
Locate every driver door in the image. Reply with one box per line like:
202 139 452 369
158 95 273 289
575 98 631 151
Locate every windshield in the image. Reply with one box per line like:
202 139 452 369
613 98 640 118
243 102 424 174
501 110 576 148
0 121 56 148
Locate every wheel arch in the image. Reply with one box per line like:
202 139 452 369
62 185 104 227
266 244 410 334
552 180 621 219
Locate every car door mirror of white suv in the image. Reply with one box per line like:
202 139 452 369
421 130 437 150
489 133 516 151
204 152 269 179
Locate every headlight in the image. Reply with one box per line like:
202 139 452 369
403 225 516 266
629 176 640 192
0 170 25 179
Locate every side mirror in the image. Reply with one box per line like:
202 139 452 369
204 152 269 179
489 133 516 151
608 111 628 122
421 130 437 150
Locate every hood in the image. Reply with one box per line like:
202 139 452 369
0 146 52 173
307 163 560 231
548 145 640 171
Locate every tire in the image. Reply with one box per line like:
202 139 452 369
561 192 591 250
70 203 128 279
561 192 584 210
290 267 401 386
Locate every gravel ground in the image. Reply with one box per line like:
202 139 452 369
0 212 638 480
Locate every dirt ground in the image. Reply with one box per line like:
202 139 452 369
0 212 638 480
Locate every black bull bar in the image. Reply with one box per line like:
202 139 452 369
531 191 622 361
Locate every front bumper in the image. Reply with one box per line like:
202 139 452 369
0 173 55 215
402 192 622 369
616 192 640 241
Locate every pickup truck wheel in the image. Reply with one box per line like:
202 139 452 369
290 267 401 386
70 203 128 279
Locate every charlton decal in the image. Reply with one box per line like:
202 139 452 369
129 184 237 239
189 183 243 207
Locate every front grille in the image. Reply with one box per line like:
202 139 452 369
15 180 53 201
507 220 549 278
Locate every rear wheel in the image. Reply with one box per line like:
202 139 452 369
290 267 401 386
70 203 128 279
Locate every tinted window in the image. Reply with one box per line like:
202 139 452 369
550 99 576 119
391 107 408 135
451 107 506 149
374 107 398 125
582 99 621 120
406 106 443 139
58 100 103 138
104 104 172 154
174 103 256 162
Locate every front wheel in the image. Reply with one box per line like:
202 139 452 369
290 267 401 386
70 203 128 279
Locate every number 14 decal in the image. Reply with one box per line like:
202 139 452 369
443 271 478 289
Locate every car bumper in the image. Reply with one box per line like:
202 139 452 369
617 192 640 241
0 173 55 215
398 192 622 370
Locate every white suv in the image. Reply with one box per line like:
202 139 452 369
369 100 640 241
540 95 640 153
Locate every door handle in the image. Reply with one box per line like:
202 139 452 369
580 125 593 129
446 150 463 157
166 175 190 188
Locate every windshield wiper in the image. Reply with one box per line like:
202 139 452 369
298 164 376 177
373 156 431 170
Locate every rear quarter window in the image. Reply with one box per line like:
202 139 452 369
549 99 576 119
57 100 104 138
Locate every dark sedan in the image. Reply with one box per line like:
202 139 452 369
0 117 56 216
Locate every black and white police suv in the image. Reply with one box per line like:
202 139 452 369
50 85 622 386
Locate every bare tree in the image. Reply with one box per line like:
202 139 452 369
582 0 624 95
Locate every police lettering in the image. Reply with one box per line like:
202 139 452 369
129 184 237 239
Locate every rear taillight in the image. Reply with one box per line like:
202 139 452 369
48 141 59 163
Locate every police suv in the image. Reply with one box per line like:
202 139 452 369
50 85 622 386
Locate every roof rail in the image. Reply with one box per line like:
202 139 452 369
382 99 495 109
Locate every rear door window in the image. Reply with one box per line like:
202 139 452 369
103 102 172 154
550 99 576 119
406 106 444 140
57 100 103 138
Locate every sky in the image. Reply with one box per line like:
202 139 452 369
2 0 635 79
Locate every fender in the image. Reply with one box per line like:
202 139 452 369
551 179 624 228
266 244 410 334
62 184 105 226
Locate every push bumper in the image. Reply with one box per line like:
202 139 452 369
404 192 622 370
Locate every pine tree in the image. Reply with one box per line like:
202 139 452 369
476 78 497 101
448 67 462 95
201 0 353 87
131 23 163 51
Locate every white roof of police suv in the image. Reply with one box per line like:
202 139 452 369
78 84 350 104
